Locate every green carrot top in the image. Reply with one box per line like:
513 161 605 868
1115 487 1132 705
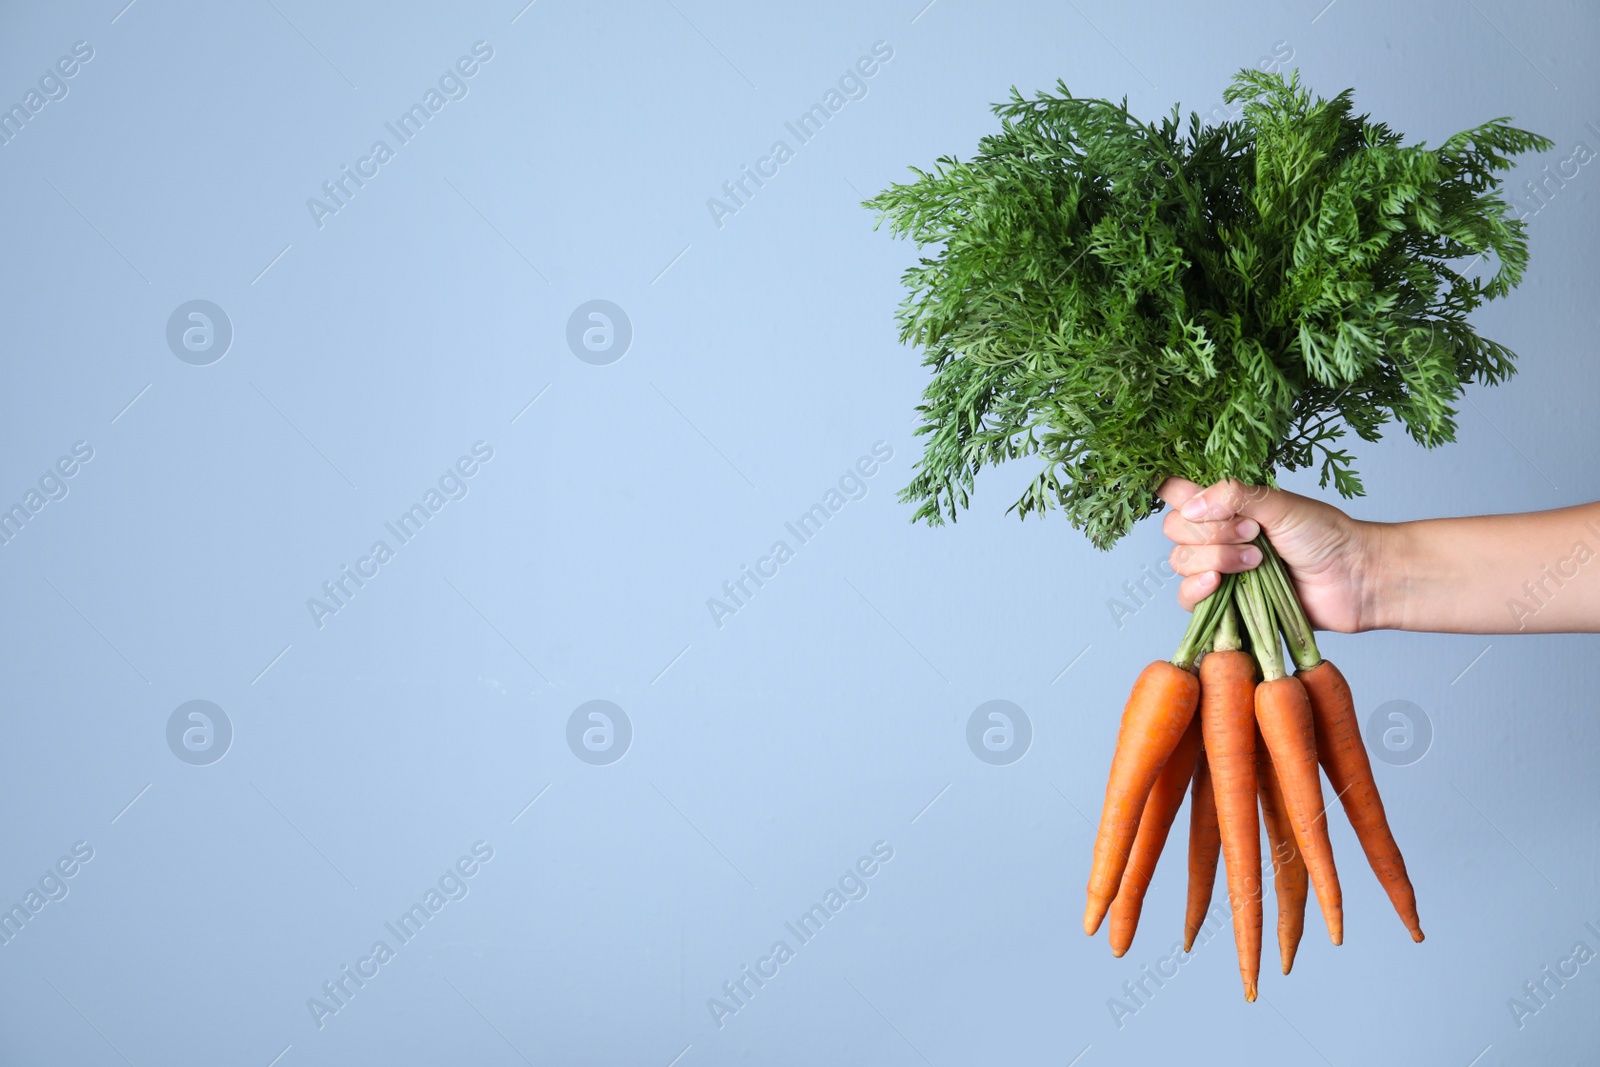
867 68 1549 549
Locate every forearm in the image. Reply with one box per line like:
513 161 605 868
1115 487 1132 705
1364 503 1600 634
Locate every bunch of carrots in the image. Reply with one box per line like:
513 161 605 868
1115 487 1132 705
861 65 1540 998
1083 540 1423 1001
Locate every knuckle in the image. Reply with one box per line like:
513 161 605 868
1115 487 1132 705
1223 478 1248 511
1214 547 1243 572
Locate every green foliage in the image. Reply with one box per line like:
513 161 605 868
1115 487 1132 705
866 68 1550 549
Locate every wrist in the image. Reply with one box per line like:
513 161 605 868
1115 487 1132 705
1354 519 1410 632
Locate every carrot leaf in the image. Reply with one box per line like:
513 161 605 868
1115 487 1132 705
866 68 1550 549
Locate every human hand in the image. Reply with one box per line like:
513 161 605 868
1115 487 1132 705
1156 477 1380 633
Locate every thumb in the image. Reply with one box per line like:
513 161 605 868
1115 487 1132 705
1178 478 1301 531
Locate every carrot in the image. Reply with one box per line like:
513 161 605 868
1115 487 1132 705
1083 660 1201 936
1299 659 1424 942
1256 727 1309 973
1108 715 1203 956
1183 749 1222 952
1199 647 1262 1001
1255 676 1344 946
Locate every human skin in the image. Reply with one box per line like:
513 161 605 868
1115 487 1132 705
1157 477 1600 635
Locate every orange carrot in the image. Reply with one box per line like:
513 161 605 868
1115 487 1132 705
1256 728 1309 974
1083 660 1201 936
1255 676 1343 946
1200 648 1262 1001
1108 715 1203 956
1183 749 1222 953
1299 659 1424 942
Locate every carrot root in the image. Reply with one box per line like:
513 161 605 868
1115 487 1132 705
1299 660 1424 942
1183 750 1222 953
1256 676 1344 946
1199 649 1262 1001
1084 660 1201 936
1257 730 1309 974
1108 716 1203 956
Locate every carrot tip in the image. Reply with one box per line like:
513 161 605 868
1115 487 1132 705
1110 945 1128 959
1244 984 1258 1003
1330 933 1343 946
1182 936 1195 953
1411 928 1425 943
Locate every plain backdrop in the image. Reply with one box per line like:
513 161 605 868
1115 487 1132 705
0 0 1596 1063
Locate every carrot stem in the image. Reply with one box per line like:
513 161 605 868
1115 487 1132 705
1236 569 1285 682
1214 598 1243 653
1253 535 1322 671
1172 573 1236 671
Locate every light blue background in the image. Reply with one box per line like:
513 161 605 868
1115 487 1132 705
1 0 1597 1063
